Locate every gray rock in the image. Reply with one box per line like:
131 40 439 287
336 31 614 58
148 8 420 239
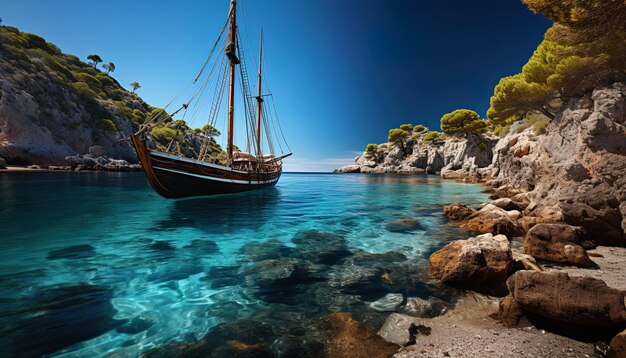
369 293 404 312
400 297 447 318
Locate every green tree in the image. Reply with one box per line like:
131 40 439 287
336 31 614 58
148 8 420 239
399 124 413 132
200 124 221 136
488 0 626 129
388 128 409 151
87 54 102 68
413 124 426 133
365 143 378 159
102 62 115 74
423 131 441 142
129 81 141 93
440 109 488 136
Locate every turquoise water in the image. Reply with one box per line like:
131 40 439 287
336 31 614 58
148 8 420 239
0 172 487 356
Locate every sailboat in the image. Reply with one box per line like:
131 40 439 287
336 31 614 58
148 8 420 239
130 0 291 198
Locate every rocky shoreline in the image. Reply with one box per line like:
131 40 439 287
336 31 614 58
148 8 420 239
336 83 626 357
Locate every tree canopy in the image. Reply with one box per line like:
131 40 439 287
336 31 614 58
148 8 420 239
423 131 441 142
488 0 626 128
399 124 413 132
365 143 378 158
440 109 488 136
388 128 410 151
102 62 115 74
87 54 102 68
413 124 426 133
129 81 141 93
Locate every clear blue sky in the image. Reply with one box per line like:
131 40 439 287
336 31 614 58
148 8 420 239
2 0 551 171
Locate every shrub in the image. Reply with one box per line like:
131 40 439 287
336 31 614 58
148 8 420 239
493 124 511 138
95 73 114 88
22 32 47 49
75 73 101 89
423 131 441 142
72 82 98 99
365 143 378 157
98 119 117 132
151 126 179 145
399 124 413 132
413 124 426 133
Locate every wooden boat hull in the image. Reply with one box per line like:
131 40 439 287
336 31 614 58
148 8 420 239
130 135 281 198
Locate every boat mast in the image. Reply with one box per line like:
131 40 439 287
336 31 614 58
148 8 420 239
226 0 237 163
256 28 264 161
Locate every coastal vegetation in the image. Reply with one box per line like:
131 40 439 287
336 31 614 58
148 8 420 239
487 0 626 130
440 109 487 136
0 25 225 165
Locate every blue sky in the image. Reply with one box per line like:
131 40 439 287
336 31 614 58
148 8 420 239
2 0 551 171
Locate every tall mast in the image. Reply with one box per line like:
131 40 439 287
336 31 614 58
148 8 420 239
256 28 264 160
226 0 238 163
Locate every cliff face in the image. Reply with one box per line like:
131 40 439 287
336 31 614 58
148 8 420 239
336 83 626 244
489 83 626 245
337 131 497 179
0 26 150 165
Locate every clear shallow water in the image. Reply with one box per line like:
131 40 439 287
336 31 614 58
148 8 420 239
0 172 487 356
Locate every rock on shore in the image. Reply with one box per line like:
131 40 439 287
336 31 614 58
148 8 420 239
428 233 513 290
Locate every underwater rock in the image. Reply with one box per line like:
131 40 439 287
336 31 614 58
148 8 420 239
202 266 241 289
47 244 96 260
183 239 218 255
149 240 176 251
383 218 423 233
292 230 351 265
116 316 154 334
147 263 203 283
369 293 404 312
3 284 121 356
239 239 295 261
242 258 322 304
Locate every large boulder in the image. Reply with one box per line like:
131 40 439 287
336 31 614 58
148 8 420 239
443 203 475 221
429 233 513 289
384 147 404 166
317 312 400 358
460 204 522 236
506 271 626 329
524 223 594 267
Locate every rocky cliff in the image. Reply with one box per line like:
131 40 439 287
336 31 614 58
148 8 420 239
488 83 626 245
336 83 626 243
336 130 497 180
0 26 149 166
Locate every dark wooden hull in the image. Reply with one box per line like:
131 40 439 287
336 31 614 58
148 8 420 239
130 135 281 198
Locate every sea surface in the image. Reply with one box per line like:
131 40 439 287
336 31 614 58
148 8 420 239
0 172 488 357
